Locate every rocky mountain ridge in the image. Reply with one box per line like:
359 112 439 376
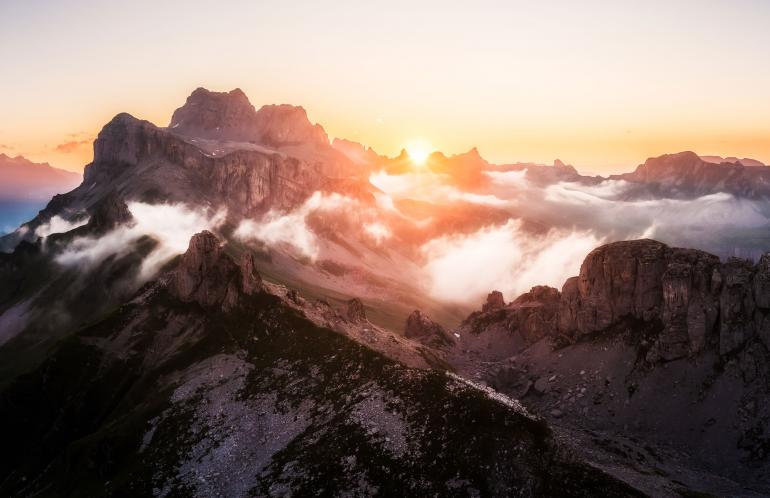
0 231 642 497
459 239 770 363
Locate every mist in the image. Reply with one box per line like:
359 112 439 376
55 202 226 281
420 219 600 303
369 167 770 305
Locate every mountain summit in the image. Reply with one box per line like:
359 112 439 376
169 87 329 147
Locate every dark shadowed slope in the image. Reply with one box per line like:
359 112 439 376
0 232 639 497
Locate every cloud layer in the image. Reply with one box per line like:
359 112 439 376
421 219 600 303
55 202 226 280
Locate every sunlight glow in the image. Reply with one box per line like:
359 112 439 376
405 140 433 165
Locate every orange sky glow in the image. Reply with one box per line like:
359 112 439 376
2 0 770 174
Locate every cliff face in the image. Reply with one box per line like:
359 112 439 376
465 239 770 362
86 112 329 214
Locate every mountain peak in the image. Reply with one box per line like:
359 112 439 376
169 87 259 141
169 87 329 147
254 103 329 146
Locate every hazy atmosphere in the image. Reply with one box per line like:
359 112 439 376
3 2 770 496
2 0 770 173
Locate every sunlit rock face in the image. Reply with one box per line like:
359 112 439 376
168 87 330 148
169 87 261 142
88 112 327 214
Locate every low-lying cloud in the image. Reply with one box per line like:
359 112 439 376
235 191 391 260
235 192 356 260
421 219 600 303
367 165 770 304
35 215 89 239
55 202 226 280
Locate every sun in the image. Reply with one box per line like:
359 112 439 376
405 140 433 165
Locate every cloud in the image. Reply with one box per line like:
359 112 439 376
55 202 226 281
369 169 448 198
55 139 92 153
0 144 14 151
420 219 601 304
485 169 529 188
235 192 356 260
363 222 391 244
35 215 89 239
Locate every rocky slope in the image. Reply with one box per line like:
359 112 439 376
0 232 640 497
450 239 770 494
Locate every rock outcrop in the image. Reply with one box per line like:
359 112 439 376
83 111 337 215
404 310 454 348
457 286 561 360
344 297 367 323
84 192 133 233
471 239 770 362
170 231 262 310
481 290 505 312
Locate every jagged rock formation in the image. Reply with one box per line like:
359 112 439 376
170 231 263 310
482 290 506 312
87 112 334 213
466 239 770 363
455 286 561 361
169 87 330 148
556 239 770 361
404 310 454 348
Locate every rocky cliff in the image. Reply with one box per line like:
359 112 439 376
464 239 770 363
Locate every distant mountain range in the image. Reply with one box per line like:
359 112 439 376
0 154 81 234
0 153 81 201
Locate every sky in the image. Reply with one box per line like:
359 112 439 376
1 0 770 174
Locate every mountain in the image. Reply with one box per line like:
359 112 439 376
0 231 639 497
615 151 770 199
0 153 81 201
700 155 766 167
448 239 770 494
3 86 770 496
0 154 82 235
169 87 330 148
